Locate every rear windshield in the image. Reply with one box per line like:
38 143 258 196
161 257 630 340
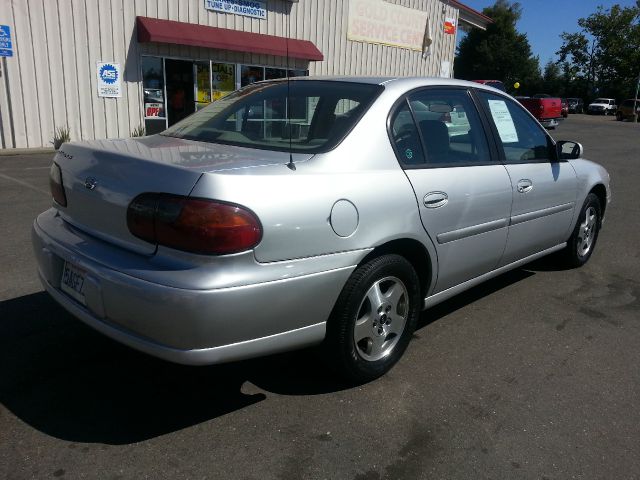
161 80 383 153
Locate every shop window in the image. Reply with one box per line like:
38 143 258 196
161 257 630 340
265 68 287 80
212 63 235 100
288 69 308 78
142 56 166 134
241 65 264 87
195 61 211 111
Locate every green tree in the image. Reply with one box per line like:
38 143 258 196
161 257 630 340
454 0 541 94
542 61 563 95
557 2 640 100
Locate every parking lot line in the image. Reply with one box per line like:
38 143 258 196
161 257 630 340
0 172 49 195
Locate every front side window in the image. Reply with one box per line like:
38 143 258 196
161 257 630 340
478 91 553 163
162 80 383 153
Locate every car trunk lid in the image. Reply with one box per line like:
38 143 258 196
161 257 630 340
55 136 309 255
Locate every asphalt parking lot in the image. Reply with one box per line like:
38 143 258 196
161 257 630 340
0 114 638 480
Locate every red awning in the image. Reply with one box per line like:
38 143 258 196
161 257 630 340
136 16 323 61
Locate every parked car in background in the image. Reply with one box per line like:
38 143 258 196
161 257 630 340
517 96 563 128
33 77 611 383
615 99 640 121
561 99 569 118
588 98 617 115
471 80 506 92
567 98 584 113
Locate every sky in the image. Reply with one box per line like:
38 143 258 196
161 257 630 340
458 0 639 65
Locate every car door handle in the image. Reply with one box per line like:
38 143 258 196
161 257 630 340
424 191 448 208
516 179 533 193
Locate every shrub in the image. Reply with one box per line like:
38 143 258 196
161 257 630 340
53 126 71 150
131 124 146 137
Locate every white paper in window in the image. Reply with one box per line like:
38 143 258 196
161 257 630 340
487 100 519 143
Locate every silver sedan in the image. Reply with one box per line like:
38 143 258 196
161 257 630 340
33 77 611 383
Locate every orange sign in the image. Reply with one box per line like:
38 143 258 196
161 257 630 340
444 17 456 35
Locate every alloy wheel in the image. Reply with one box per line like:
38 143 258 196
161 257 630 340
353 276 409 362
577 206 597 258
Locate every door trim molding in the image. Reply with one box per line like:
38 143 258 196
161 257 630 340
510 202 574 226
436 217 509 244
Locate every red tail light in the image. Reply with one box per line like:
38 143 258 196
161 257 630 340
49 162 67 207
127 193 262 255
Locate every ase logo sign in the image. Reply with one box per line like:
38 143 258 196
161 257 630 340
96 62 122 98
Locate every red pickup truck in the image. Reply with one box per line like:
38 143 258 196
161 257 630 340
516 94 563 129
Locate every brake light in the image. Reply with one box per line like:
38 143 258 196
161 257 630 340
49 162 67 207
127 193 262 255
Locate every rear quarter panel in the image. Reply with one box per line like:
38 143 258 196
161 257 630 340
189 156 427 265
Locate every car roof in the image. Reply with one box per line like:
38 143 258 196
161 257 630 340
286 76 505 93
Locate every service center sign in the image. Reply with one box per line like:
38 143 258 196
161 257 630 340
96 62 122 98
348 0 429 51
205 0 267 19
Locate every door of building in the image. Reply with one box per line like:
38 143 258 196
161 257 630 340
165 59 195 126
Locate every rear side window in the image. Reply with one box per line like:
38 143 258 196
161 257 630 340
390 101 426 165
407 89 491 167
478 91 553 163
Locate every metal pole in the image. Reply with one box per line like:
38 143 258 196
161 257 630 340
633 73 640 123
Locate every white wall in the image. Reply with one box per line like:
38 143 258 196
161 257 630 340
0 0 458 149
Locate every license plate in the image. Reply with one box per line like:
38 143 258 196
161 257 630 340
60 261 86 305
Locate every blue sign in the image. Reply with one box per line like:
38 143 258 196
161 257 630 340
99 63 118 84
0 25 12 57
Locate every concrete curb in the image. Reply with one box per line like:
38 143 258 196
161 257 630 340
0 147 56 156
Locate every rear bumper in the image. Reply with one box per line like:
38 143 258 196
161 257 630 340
540 118 561 128
32 210 361 365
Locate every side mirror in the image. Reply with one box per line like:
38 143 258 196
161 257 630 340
557 140 584 160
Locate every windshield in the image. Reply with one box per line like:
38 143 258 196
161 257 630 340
593 98 608 103
161 80 383 153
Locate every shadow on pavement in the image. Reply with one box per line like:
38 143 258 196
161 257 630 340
416 268 535 331
0 268 535 445
0 291 349 445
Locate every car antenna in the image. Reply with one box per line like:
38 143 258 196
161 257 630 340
285 5 296 171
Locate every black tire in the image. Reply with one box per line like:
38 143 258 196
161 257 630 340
616 112 623 121
561 193 602 268
325 254 421 383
